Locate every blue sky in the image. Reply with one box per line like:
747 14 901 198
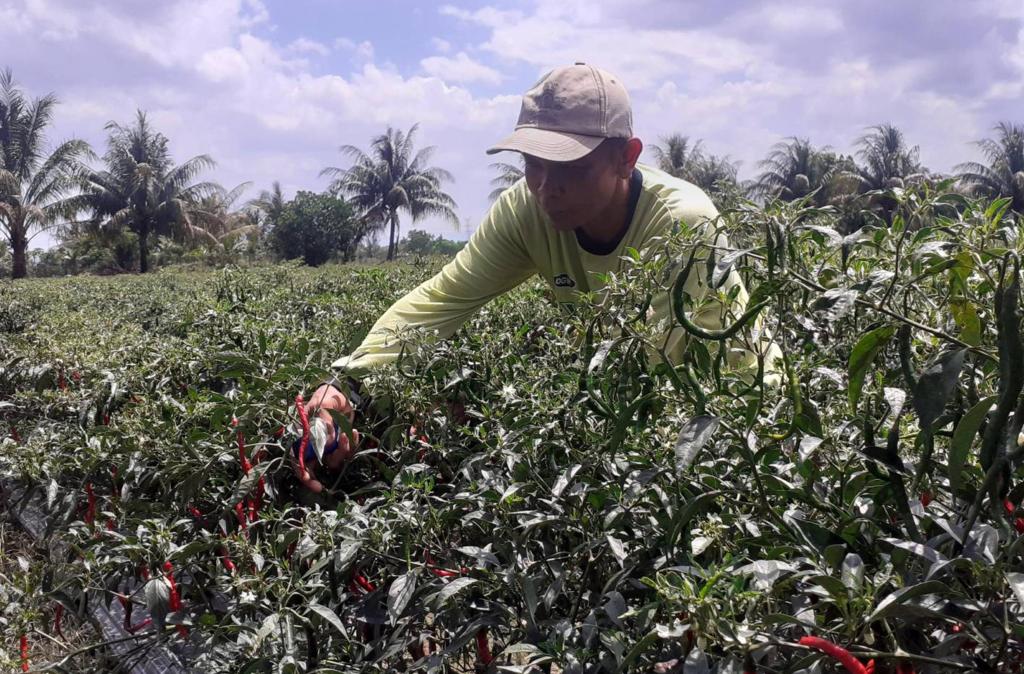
2 0 1022 249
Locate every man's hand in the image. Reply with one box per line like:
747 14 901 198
292 383 359 493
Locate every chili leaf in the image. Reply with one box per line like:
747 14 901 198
848 324 896 412
674 415 720 472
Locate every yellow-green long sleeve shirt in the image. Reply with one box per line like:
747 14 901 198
332 163 780 379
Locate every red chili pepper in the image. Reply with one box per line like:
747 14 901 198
424 550 463 578
53 603 64 639
799 637 873 674
129 618 152 633
1016 517 1024 535
187 505 203 520
475 628 493 666
353 572 376 593
1006 499 1016 516
254 476 265 512
163 561 189 638
920 491 933 507
895 663 916 674
102 412 110 425
119 593 134 632
218 545 236 574
296 395 310 473
106 518 115 531
85 483 96 526
140 563 150 580
163 562 179 609
19 633 28 672
237 428 252 474
71 370 81 382
9 426 21 443
274 425 285 438
234 501 247 530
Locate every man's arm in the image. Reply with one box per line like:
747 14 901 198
333 188 537 377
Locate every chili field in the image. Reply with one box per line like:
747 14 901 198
2 189 1024 673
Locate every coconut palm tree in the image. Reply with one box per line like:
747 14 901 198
956 122 1024 214
0 68 92 278
651 134 704 181
322 124 458 260
77 110 217 272
848 124 925 192
488 160 524 201
186 182 262 262
689 153 741 194
250 181 286 235
753 137 845 207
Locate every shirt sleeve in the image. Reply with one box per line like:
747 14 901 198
332 187 538 377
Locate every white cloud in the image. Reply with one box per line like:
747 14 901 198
7 0 1023 251
749 4 843 33
334 37 375 62
441 5 763 89
288 37 330 56
421 51 502 84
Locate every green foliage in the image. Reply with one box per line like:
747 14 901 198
4 187 1024 672
0 68 92 279
76 110 217 273
270 190 357 266
651 133 741 199
401 228 467 257
322 124 458 261
957 121 1024 214
753 137 854 208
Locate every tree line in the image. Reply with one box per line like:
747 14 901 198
0 69 459 279
2 66 1022 279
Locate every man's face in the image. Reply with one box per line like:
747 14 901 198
523 142 624 231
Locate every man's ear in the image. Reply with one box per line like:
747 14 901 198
620 137 643 178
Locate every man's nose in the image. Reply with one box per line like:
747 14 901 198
536 167 566 196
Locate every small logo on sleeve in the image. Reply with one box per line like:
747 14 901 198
553 273 576 288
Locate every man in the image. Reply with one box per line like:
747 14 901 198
293 63 778 493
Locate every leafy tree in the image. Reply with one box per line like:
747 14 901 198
753 137 847 207
77 110 217 273
0 239 10 277
956 121 1024 214
270 190 356 265
401 228 468 257
488 160 524 201
0 68 91 278
434 237 466 256
403 228 437 255
322 124 458 261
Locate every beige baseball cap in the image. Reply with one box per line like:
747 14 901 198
487 62 633 162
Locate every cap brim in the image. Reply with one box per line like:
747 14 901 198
486 127 605 162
